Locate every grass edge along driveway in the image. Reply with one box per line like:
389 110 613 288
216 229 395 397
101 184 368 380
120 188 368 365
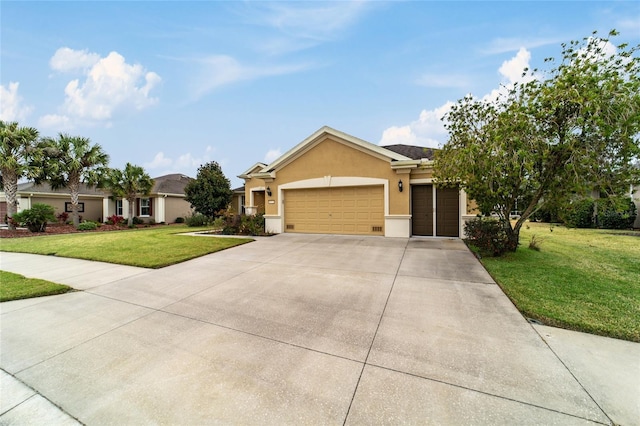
0 270 73 302
0 225 253 269
479 223 640 343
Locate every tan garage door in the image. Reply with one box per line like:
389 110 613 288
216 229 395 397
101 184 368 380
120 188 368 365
285 186 384 235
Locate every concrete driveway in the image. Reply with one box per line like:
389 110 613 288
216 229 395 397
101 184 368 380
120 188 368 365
0 234 626 424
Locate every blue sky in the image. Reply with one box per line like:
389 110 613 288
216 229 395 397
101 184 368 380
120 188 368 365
2 1 639 187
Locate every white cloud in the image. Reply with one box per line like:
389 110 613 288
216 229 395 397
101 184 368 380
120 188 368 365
37 114 72 130
41 48 161 127
381 48 535 147
50 47 100 72
380 102 454 148
498 47 531 83
264 148 282 164
252 1 370 42
144 146 218 177
0 82 33 121
144 152 172 170
192 55 309 99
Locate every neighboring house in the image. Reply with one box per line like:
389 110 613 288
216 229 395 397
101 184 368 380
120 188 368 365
104 173 194 223
1 181 105 222
230 186 247 215
238 126 478 238
1 173 193 224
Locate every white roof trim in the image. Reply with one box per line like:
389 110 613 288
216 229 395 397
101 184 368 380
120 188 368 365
260 126 411 173
238 162 268 179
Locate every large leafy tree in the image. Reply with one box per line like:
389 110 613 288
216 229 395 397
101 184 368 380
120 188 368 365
0 121 42 230
105 163 154 226
42 134 110 227
184 161 232 218
435 30 640 251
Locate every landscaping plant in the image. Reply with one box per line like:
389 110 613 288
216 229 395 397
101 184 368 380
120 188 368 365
11 203 56 232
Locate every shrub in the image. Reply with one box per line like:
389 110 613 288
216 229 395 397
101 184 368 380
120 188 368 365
132 216 144 225
12 204 56 233
561 198 594 228
595 197 637 230
148 218 156 226
185 213 210 227
56 212 69 224
106 215 126 226
174 216 185 223
464 217 514 257
77 221 98 231
240 213 265 236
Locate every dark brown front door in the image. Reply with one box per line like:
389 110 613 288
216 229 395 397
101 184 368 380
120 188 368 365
436 187 460 237
412 185 433 236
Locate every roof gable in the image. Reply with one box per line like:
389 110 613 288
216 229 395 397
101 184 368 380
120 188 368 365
238 162 268 179
262 126 411 173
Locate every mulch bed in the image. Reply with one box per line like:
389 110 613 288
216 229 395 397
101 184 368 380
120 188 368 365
0 223 164 238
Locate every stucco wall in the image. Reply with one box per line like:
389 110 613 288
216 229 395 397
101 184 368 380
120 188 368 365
27 196 103 222
164 197 192 223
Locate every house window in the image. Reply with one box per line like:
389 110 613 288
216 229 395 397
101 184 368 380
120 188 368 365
65 202 84 213
115 200 123 216
139 198 151 216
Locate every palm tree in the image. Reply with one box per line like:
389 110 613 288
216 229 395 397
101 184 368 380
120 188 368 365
106 163 154 227
43 134 110 227
0 121 41 230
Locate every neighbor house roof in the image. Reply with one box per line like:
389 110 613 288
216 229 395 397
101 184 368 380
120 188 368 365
382 144 436 161
151 173 193 195
16 181 106 196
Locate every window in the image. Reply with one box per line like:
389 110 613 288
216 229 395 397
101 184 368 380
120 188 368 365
65 202 84 213
115 200 123 216
139 198 151 216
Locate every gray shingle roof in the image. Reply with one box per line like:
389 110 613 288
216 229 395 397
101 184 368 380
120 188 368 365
17 181 107 196
151 174 193 195
382 145 436 160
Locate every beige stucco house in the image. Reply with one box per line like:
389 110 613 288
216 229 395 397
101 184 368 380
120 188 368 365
103 173 194 223
238 126 477 238
1 173 193 224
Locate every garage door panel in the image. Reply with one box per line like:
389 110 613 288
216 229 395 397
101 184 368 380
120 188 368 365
285 186 384 235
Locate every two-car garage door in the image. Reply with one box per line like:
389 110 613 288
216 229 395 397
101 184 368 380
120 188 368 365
284 186 384 236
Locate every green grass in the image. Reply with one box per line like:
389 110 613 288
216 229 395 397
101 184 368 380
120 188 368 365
479 222 640 342
1 270 73 302
0 225 253 268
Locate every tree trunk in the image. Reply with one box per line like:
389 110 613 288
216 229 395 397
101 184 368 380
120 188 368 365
2 168 18 230
504 222 520 252
127 196 135 227
69 174 81 228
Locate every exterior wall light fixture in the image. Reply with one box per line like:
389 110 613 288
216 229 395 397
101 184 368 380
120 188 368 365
398 180 403 192
266 186 272 197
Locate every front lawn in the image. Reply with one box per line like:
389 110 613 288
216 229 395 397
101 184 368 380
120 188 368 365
479 222 640 342
0 271 73 302
0 225 253 268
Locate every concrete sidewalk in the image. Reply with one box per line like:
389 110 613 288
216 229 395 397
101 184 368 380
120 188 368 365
1 238 638 425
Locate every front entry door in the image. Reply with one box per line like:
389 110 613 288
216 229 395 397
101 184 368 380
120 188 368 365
412 185 433 236
436 187 460 237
